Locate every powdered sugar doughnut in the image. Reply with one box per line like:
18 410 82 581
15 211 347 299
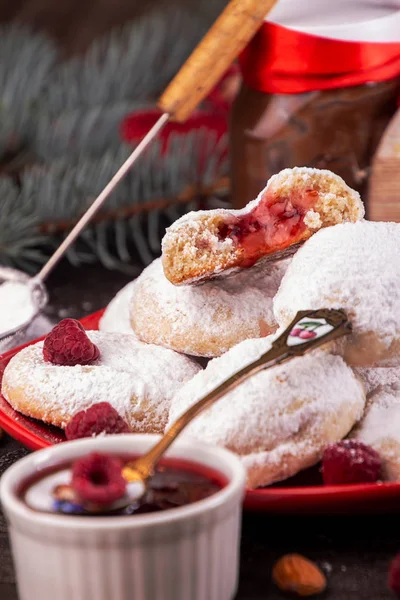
351 384 400 481
99 281 138 335
168 336 365 488
2 332 200 432
274 221 400 367
130 257 289 358
162 167 364 285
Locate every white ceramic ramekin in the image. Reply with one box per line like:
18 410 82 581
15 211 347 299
0 434 246 600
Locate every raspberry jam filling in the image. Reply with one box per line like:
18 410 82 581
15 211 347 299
19 455 226 516
218 188 318 267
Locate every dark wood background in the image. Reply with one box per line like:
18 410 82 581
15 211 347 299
0 261 399 600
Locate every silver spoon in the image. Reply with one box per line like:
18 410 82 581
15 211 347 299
0 267 48 352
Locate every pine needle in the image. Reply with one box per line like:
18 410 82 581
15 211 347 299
0 25 57 155
0 131 229 271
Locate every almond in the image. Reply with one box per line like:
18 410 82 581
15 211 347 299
272 553 327 597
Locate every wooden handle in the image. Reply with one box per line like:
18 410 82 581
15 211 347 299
157 0 278 123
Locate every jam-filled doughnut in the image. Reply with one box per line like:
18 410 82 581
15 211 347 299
162 167 364 286
2 331 200 432
274 221 400 368
130 257 289 358
168 335 366 488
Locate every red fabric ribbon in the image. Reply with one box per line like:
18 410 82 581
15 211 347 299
239 22 400 94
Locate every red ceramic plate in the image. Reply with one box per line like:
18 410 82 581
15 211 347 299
1 310 400 514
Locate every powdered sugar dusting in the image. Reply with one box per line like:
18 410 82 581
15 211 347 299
168 210 234 252
0 281 36 334
304 209 322 229
130 258 289 357
99 280 138 336
252 167 363 221
134 258 286 331
2 331 200 432
166 207 227 228
274 221 400 364
353 366 400 396
168 335 365 488
167 167 363 226
266 167 363 219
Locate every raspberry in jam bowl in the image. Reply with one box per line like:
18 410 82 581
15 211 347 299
0 434 246 600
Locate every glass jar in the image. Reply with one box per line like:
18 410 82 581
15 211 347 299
229 1 400 210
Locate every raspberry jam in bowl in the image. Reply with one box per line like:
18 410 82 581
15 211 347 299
20 454 226 516
0 434 246 600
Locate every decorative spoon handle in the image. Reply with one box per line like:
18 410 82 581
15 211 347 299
158 0 278 123
123 308 351 482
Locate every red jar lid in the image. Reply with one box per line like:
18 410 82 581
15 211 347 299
239 1 400 94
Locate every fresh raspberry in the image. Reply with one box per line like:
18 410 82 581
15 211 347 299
43 318 100 366
388 553 400 597
71 452 126 505
322 440 381 485
65 402 130 440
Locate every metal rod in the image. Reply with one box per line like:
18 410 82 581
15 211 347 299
35 113 170 282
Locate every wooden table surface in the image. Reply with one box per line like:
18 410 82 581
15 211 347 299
0 261 399 600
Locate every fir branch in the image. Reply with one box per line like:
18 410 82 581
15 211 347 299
0 178 48 272
0 130 229 271
39 177 229 232
36 6 210 116
0 4 231 274
0 25 57 155
24 130 229 227
30 102 147 160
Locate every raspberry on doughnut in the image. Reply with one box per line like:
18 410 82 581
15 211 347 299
161 167 364 286
65 402 130 440
43 318 100 366
2 331 200 432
